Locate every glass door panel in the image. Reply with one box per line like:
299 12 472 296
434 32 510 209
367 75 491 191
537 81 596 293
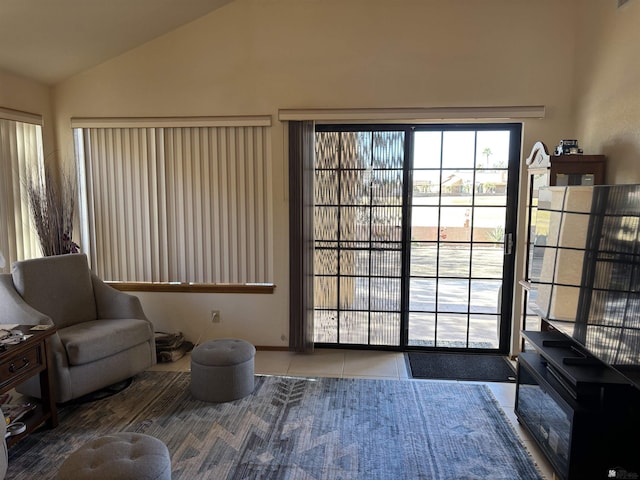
314 128 405 347
408 126 519 350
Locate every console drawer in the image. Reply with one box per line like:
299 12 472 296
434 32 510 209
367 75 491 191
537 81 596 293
0 344 43 389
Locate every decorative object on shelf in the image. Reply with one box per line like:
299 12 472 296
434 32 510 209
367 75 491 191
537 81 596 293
554 139 583 156
26 163 79 256
525 140 551 167
0 326 30 345
5 422 26 438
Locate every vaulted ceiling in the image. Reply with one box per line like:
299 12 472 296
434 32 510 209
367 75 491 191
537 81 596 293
0 0 233 85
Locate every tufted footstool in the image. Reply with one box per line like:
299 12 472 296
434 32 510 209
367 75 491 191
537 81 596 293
57 432 171 480
190 338 256 402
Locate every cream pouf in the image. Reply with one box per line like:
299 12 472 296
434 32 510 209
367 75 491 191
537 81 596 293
190 338 256 402
57 432 171 480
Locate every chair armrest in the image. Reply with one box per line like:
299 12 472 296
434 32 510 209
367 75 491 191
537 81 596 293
91 274 149 321
0 274 52 326
0 407 6 480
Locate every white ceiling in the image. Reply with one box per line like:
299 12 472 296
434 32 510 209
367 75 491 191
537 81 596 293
0 0 233 85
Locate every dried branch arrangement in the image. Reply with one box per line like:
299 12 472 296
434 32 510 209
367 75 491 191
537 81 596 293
26 165 79 256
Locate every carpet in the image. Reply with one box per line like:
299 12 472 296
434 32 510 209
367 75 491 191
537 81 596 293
8 372 541 479
407 352 517 383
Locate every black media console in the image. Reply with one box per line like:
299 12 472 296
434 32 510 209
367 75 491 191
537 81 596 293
516 330 640 480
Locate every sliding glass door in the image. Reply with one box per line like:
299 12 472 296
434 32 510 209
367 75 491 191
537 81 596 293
314 128 405 346
313 124 521 352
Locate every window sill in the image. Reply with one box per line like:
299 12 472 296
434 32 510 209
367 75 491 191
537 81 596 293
106 282 275 294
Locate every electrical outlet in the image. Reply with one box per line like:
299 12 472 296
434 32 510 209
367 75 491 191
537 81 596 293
210 310 221 323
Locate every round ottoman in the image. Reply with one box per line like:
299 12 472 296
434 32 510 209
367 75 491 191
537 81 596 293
57 432 171 480
190 338 256 402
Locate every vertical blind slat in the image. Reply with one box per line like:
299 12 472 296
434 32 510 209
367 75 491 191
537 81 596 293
227 128 237 283
200 128 211 282
237 127 247 281
255 128 265 280
246 127 256 281
219 129 230 282
76 124 272 284
155 129 168 282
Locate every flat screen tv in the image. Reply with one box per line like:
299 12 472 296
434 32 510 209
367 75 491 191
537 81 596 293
529 184 640 385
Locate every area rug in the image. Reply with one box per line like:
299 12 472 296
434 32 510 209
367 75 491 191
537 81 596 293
8 372 541 479
407 352 517 383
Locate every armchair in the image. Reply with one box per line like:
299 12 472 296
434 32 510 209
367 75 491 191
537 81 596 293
0 254 155 404
0 408 5 479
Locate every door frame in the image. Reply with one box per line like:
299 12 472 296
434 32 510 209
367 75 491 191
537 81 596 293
402 123 522 354
312 122 522 354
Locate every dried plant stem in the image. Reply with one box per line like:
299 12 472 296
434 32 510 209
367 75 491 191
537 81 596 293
26 165 78 256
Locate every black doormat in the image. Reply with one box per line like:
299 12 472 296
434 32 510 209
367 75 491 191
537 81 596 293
407 352 517 383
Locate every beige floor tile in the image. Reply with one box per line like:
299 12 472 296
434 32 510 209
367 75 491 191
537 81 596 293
486 382 516 407
343 350 402 378
287 349 345 377
396 354 410 378
254 350 295 375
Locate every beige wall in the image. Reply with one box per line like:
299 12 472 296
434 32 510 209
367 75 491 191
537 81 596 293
573 0 640 184
49 0 581 350
53 0 579 151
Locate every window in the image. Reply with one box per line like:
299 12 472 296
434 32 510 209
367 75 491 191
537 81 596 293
73 117 273 284
0 108 44 270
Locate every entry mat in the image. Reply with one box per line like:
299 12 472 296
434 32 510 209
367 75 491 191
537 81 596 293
407 352 517 382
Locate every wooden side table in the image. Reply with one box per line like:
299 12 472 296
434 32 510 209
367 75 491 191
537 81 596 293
0 324 58 447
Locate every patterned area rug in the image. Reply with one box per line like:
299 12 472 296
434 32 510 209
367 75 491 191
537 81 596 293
8 372 542 479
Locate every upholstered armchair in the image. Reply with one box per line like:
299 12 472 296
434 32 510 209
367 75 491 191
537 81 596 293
0 254 156 404
0 408 6 479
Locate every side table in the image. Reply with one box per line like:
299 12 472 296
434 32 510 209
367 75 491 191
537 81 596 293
0 324 58 447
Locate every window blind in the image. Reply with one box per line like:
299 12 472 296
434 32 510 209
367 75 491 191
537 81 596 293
0 113 44 270
74 121 273 284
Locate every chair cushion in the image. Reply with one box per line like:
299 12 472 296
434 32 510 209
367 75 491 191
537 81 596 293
191 339 256 366
11 254 97 328
58 433 171 480
60 319 154 366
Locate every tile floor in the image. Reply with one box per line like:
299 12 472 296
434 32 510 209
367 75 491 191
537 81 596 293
150 348 556 480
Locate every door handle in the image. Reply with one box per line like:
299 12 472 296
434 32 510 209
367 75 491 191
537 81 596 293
9 357 30 373
504 233 514 256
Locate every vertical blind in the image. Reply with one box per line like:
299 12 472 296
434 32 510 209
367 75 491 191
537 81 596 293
0 109 44 271
288 120 316 353
73 118 273 284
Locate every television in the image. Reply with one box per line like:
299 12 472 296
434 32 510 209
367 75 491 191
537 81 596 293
529 184 640 386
